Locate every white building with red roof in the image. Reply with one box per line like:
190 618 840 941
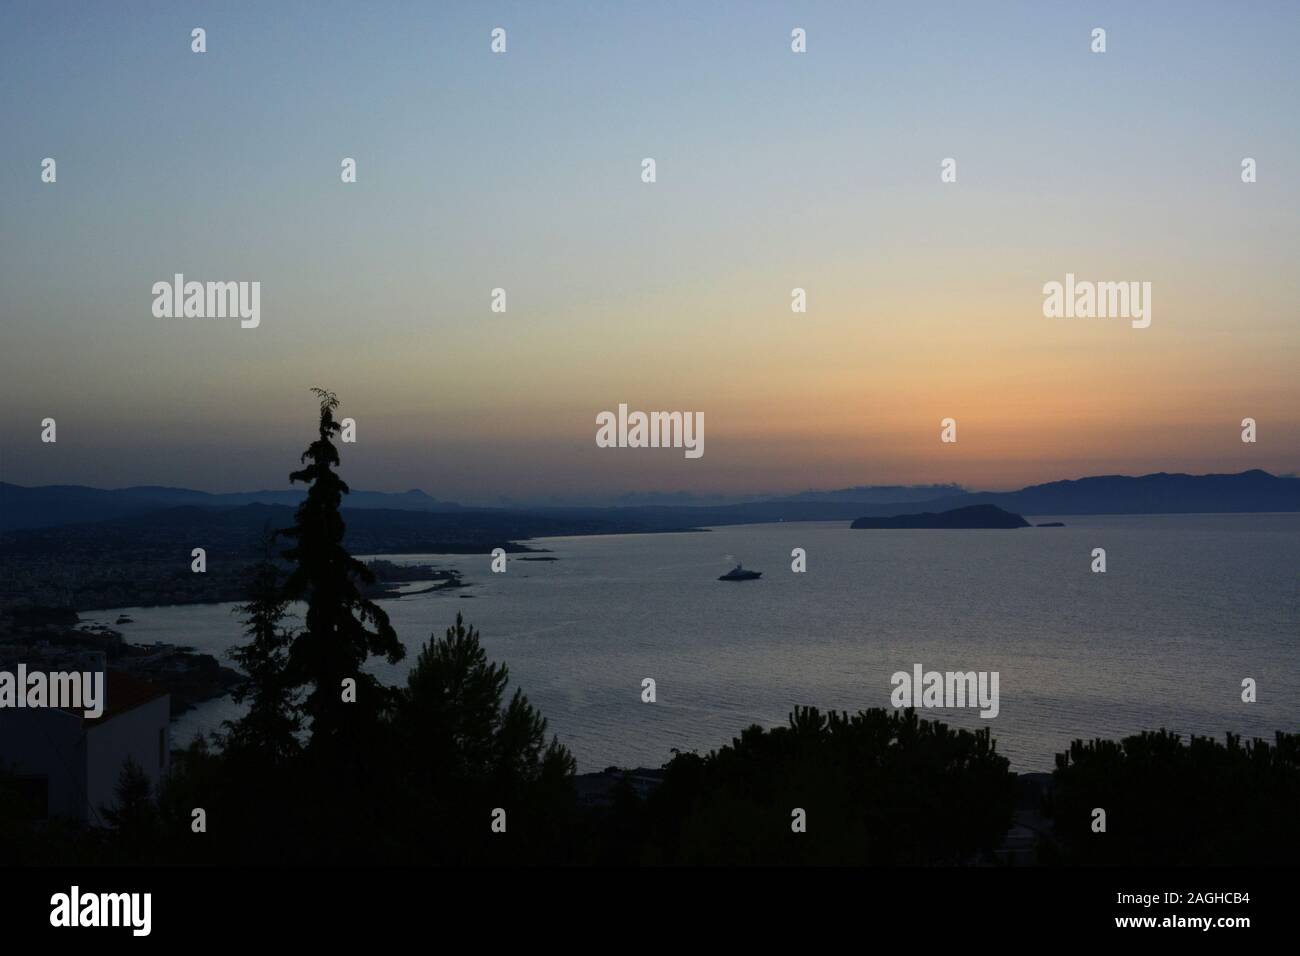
0 670 170 824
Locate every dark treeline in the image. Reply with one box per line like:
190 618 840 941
1046 729 1300 865
2 391 1296 866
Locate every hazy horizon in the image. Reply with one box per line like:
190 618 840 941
4 1 1298 501
3 467 1296 513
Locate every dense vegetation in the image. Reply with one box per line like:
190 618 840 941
1045 729 1300 865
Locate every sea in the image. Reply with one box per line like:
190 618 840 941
87 515 1300 773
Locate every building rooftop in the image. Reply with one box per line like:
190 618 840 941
59 670 169 725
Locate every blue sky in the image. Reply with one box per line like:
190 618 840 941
2 1 1297 500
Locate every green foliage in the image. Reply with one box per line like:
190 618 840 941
389 612 576 863
155 733 319 865
1048 729 1300 864
222 532 301 766
635 706 1016 864
100 757 158 858
400 613 573 781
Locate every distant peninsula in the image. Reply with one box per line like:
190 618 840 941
851 504 1031 529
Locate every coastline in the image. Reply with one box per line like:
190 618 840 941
13 513 1296 774
0 606 243 719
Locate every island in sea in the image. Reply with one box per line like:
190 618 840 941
850 504 1031 529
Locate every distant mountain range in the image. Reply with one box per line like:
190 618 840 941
492 483 969 509
780 483 967 505
0 483 463 533
1 470 1296 536
849 469 1300 518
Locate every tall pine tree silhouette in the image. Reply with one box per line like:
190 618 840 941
280 388 405 752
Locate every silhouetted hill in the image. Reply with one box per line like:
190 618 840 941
779 483 967 504
550 470 1298 526
0 502 708 559
2 470 1294 537
0 482 465 532
851 505 1031 529
859 469 1298 517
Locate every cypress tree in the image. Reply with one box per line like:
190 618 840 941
280 388 405 751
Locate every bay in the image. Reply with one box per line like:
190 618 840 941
88 514 1300 773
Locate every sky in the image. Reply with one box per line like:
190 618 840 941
2 1 1297 504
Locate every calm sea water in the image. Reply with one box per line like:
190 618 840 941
90 515 1300 773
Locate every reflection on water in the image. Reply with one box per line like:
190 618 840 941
91 515 1300 773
